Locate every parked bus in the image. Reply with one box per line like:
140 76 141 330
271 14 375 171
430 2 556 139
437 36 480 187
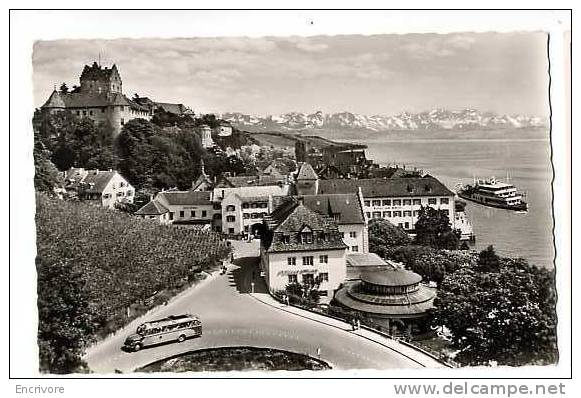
124 314 202 352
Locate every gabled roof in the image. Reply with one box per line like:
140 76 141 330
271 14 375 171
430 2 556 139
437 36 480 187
135 200 169 215
263 202 347 253
192 173 213 191
41 90 66 108
79 170 117 194
296 162 318 180
52 91 143 110
317 176 454 198
273 193 364 225
157 190 212 206
156 102 189 115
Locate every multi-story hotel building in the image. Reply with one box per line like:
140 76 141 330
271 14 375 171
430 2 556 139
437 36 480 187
317 175 456 233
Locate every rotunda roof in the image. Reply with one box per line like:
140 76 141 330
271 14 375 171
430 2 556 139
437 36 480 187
361 268 422 287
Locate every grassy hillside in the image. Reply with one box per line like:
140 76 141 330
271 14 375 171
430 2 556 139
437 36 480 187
36 194 231 372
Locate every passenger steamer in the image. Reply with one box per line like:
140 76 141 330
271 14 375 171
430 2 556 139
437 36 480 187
456 177 528 212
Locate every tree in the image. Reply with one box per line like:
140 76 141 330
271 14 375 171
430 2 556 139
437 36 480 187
478 245 500 272
414 206 459 250
430 260 557 366
116 119 159 189
59 83 69 94
33 129 63 194
368 218 411 258
37 257 95 373
34 111 117 172
388 245 476 284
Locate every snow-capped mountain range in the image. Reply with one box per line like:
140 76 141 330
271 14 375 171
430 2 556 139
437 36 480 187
219 109 546 132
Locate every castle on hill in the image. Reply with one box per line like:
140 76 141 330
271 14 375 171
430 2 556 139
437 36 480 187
40 62 192 135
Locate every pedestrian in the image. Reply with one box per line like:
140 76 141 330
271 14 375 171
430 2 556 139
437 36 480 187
356 318 361 330
351 318 356 331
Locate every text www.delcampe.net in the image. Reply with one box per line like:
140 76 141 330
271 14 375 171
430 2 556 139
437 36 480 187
393 382 566 397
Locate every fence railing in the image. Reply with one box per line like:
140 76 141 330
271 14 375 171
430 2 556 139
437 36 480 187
271 290 459 368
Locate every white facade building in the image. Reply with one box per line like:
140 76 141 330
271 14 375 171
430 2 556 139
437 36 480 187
135 190 222 230
217 185 290 235
63 168 134 208
260 201 348 298
317 176 456 233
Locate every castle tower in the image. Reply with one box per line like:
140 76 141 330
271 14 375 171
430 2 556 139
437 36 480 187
199 124 214 148
295 140 310 163
80 62 122 95
296 162 319 196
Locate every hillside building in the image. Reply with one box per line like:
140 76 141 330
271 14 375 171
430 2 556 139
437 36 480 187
214 122 233 137
198 124 214 148
40 62 151 135
62 167 134 208
135 190 221 229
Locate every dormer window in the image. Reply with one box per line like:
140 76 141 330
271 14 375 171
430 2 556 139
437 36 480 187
300 226 314 244
282 235 290 244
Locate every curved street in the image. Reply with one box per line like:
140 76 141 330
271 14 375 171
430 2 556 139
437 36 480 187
84 241 445 373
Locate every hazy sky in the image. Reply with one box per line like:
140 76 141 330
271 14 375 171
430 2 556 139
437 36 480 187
32 32 549 116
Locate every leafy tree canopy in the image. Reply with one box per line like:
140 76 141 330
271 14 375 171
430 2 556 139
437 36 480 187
431 258 557 366
477 245 501 272
37 256 95 374
33 110 117 172
368 218 412 259
414 206 460 250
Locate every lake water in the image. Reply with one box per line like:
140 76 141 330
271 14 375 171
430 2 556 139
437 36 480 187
323 129 555 268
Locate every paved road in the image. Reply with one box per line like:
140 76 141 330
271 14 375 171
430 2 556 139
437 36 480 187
85 241 443 373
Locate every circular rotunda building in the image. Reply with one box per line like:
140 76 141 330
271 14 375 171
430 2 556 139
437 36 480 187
334 268 436 335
